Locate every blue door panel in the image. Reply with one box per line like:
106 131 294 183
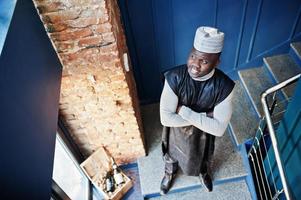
126 0 162 102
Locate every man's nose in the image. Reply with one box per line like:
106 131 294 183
191 61 201 69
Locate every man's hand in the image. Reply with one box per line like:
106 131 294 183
206 111 214 118
176 104 182 114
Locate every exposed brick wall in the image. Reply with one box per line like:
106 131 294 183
33 0 145 163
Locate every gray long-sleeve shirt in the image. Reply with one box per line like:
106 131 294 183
160 69 234 137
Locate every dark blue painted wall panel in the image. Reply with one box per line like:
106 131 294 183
152 0 175 72
216 0 244 72
293 6 301 38
252 0 300 58
172 0 216 66
238 0 260 65
119 0 301 103
0 0 62 199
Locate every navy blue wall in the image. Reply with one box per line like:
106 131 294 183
118 0 301 104
0 1 62 199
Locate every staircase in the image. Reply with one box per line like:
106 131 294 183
137 42 301 200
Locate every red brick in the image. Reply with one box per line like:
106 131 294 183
94 23 112 34
102 32 115 42
60 48 98 62
67 17 98 28
51 28 93 41
46 23 68 33
110 74 125 82
60 0 104 7
81 7 108 17
36 2 67 14
56 42 75 53
43 9 81 24
97 53 119 63
99 14 109 24
114 88 129 96
78 36 103 47
99 42 118 53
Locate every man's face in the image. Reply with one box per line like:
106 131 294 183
187 48 220 78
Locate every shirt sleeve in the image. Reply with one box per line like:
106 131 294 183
178 89 234 137
160 80 191 127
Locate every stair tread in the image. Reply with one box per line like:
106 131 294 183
147 179 252 200
139 104 247 197
229 80 259 145
238 66 283 117
264 54 301 98
291 42 301 59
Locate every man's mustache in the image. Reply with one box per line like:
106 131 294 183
188 65 200 70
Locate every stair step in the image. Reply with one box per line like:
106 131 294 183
147 179 252 200
290 42 301 64
264 54 301 98
139 104 247 198
229 80 259 145
238 66 284 118
291 42 301 57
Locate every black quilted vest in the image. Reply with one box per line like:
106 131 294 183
164 65 235 112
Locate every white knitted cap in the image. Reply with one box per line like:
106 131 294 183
193 26 224 53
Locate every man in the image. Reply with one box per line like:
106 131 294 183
159 26 235 194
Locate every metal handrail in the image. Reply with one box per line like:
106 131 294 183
260 73 301 200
